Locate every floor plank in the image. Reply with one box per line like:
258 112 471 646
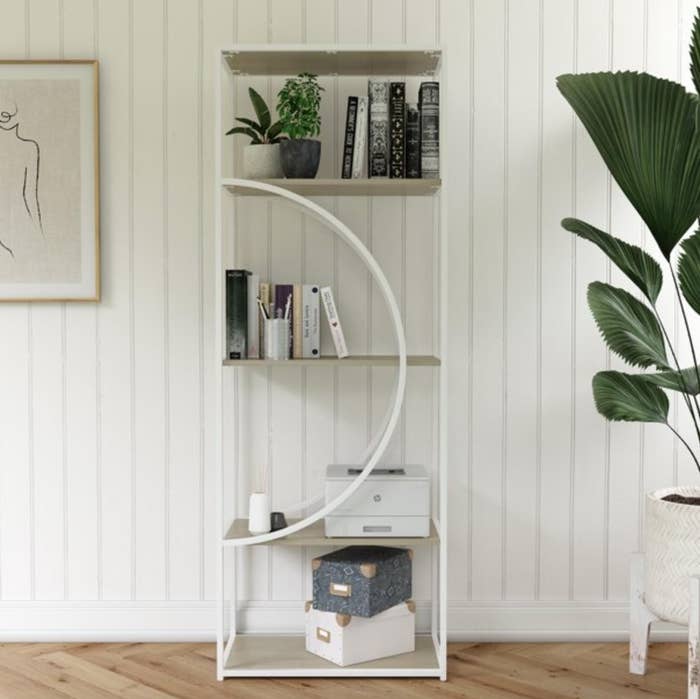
0 642 689 698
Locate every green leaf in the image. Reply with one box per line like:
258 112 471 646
593 370 669 423
562 217 663 303
267 120 284 140
224 126 261 144
235 117 265 135
678 228 700 316
692 8 700 95
587 281 669 369
557 71 700 259
642 367 700 395
248 87 271 132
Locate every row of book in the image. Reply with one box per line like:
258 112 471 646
341 80 439 179
225 269 348 360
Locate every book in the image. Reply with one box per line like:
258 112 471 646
341 96 358 179
302 284 320 358
292 284 303 358
247 272 260 358
368 80 389 178
320 286 348 359
225 269 249 360
274 283 293 358
419 81 439 178
351 96 368 179
405 103 421 179
259 281 271 352
389 82 406 178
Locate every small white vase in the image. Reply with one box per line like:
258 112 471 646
645 486 700 624
243 144 283 179
248 492 271 535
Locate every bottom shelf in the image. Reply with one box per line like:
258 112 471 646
223 634 441 677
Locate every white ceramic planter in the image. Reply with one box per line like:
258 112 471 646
645 486 700 624
243 143 283 179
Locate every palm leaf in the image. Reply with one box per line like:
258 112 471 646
587 281 669 369
248 87 271 132
557 71 700 259
267 120 284 139
593 371 669 423
642 367 700 395
562 217 662 303
692 8 700 96
224 126 260 144
678 228 700 316
235 117 265 135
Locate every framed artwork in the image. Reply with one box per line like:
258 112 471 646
0 60 99 301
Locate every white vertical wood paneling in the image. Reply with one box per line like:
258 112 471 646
0 0 696 639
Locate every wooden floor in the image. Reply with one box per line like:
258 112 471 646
0 641 689 698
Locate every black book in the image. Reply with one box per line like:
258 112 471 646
342 96 359 179
389 82 406 178
226 269 249 359
405 103 421 179
368 80 389 178
419 81 439 178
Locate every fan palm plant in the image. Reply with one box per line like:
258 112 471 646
558 11 700 473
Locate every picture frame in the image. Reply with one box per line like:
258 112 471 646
0 60 99 301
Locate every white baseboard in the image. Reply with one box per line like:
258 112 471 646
0 600 687 642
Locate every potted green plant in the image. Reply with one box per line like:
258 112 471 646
558 11 700 627
226 87 285 179
277 72 325 178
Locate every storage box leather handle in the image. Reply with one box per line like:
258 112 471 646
316 627 331 643
330 582 351 597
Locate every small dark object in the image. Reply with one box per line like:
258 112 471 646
662 494 700 506
270 511 288 531
280 139 321 178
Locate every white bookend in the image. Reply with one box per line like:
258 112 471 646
302 284 320 358
305 600 415 667
320 286 348 359
352 96 368 179
247 273 260 358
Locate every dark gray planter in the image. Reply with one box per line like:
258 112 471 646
280 139 321 179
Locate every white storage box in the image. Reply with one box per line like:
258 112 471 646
324 465 430 537
305 599 415 666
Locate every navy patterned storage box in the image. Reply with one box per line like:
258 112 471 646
312 545 412 618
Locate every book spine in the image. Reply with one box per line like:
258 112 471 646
259 281 270 352
419 81 440 178
341 96 358 179
225 269 249 360
292 284 303 359
274 283 293 358
351 96 368 179
389 82 406 178
320 286 349 359
405 103 421 179
247 272 260 358
302 284 320 358
368 80 389 178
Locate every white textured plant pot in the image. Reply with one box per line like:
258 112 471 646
243 144 283 179
645 486 700 624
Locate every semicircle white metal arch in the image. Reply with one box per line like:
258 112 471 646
225 178 407 546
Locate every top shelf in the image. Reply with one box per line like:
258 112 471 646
223 44 441 77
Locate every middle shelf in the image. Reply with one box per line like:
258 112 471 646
223 355 440 367
223 518 440 547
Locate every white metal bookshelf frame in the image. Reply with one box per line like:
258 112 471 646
214 45 448 681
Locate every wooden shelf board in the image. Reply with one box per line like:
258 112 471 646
223 634 439 676
223 518 439 547
223 355 440 367
223 45 441 77
222 178 441 197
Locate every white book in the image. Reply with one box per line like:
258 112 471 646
320 286 348 359
247 272 260 358
302 284 320 358
351 96 368 179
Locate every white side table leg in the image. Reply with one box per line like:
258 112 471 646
630 553 659 675
689 577 700 699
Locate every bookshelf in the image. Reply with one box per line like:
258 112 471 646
215 45 447 681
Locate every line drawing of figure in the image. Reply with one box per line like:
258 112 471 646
0 93 43 258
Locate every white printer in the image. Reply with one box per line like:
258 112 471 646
324 465 431 538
